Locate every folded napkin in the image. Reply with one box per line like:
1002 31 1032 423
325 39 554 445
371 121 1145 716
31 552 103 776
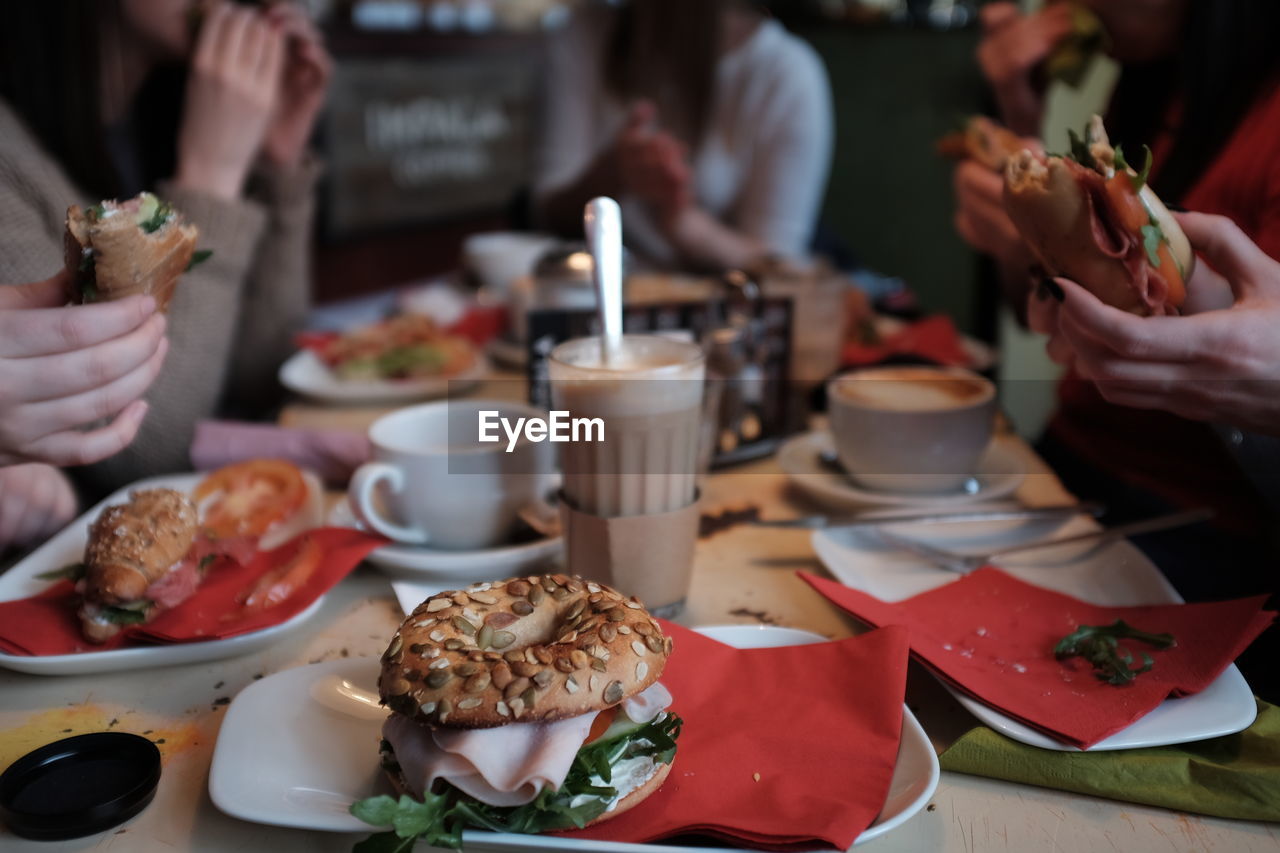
842 315 971 368
562 622 911 852
446 303 508 346
940 699 1280 822
0 528 386 656
191 420 370 486
296 304 507 351
801 569 1275 749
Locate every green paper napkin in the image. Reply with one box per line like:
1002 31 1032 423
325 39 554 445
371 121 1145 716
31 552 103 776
939 699 1280 822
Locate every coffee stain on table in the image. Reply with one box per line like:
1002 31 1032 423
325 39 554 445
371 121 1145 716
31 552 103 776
729 607 780 626
0 705 201 774
699 505 761 538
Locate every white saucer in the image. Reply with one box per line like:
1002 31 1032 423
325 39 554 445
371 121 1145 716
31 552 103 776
328 498 562 581
279 348 486 405
778 430 1024 509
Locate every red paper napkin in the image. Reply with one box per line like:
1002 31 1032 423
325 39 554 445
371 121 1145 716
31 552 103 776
842 315 971 368
446 303 508 346
801 569 1275 749
294 305 506 353
0 528 387 656
561 621 911 852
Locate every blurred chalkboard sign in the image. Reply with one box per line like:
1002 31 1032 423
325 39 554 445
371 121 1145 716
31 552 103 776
525 300 797 466
322 45 536 236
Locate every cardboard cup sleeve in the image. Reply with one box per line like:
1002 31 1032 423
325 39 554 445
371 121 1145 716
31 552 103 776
558 492 700 615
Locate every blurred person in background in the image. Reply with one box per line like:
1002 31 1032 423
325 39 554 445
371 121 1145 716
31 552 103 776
534 0 833 271
0 0 331 505
951 0 1280 697
0 272 166 553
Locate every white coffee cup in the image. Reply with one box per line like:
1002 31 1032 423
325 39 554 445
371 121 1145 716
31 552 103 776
349 400 556 549
463 232 557 295
827 366 997 494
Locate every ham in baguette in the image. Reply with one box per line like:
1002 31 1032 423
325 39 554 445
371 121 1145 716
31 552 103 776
937 115 1027 172
1002 115 1194 316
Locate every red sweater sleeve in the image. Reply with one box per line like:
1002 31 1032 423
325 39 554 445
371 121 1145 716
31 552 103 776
1181 83 1280 260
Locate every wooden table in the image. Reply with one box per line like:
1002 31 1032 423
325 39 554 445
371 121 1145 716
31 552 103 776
2 373 1277 853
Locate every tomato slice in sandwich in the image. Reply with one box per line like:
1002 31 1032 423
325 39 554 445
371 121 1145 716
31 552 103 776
1103 172 1186 306
585 707 618 744
1104 172 1150 234
195 459 307 541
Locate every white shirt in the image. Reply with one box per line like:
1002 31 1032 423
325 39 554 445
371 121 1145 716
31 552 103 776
534 11 835 267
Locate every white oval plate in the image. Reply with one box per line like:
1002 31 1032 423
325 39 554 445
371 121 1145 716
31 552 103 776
279 348 486 405
0 473 326 676
208 625 938 849
778 430 1024 510
812 518 1258 751
328 498 562 581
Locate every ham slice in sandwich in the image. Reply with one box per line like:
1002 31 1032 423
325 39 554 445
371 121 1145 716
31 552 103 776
383 682 674 808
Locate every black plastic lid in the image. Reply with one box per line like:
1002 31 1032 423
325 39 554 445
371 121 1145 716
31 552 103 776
0 732 161 840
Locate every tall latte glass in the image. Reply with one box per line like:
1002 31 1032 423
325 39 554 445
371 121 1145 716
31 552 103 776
549 335 705 616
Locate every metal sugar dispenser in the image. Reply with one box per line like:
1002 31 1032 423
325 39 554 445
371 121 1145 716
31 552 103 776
703 270 771 464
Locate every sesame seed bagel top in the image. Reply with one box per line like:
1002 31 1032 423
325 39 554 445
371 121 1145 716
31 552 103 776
379 574 672 728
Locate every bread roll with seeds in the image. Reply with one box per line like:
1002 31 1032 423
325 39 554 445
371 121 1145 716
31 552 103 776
379 574 672 728
83 489 198 605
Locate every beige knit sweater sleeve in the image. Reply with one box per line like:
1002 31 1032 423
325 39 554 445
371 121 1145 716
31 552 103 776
0 102 316 501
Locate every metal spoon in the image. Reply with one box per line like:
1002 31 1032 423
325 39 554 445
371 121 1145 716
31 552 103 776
584 196 624 364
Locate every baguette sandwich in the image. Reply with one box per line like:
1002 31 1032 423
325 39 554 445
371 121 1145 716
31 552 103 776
78 488 202 643
1003 115 1193 315
64 192 205 312
937 115 1027 172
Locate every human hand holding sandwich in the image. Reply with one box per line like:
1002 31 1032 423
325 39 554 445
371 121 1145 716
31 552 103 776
977 2 1076 136
0 272 167 467
1030 212 1280 436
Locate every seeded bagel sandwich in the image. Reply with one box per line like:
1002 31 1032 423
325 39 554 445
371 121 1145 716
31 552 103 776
350 574 681 849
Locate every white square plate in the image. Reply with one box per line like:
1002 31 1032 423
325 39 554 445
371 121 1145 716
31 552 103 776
209 626 939 850
812 515 1258 751
0 473 325 676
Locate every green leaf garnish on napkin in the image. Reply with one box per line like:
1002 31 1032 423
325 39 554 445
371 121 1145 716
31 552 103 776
1055 620 1176 685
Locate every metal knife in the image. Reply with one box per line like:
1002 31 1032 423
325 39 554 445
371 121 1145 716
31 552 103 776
751 502 1104 530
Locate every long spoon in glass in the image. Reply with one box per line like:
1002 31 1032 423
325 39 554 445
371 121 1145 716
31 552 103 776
584 196 624 364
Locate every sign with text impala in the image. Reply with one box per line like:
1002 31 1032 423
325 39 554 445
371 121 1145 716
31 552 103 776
322 49 535 235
